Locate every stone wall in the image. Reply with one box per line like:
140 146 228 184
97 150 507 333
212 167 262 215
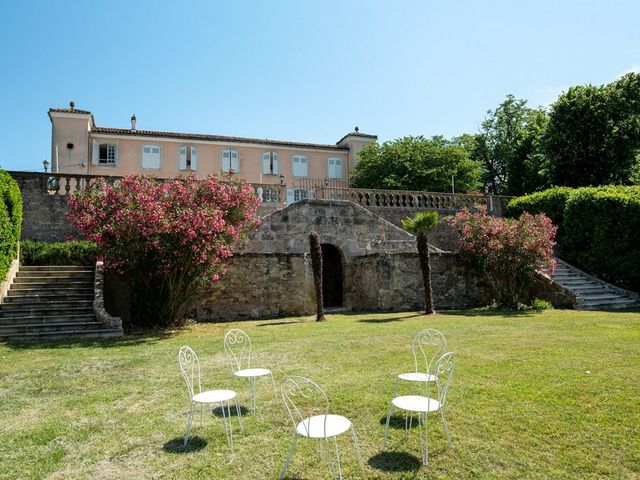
350 252 493 311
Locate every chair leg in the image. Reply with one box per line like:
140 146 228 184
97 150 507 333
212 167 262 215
417 413 425 464
333 436 343 479
270 372 278 404
351 425 364 470
424 413 430 464
325 437 337 479
250 377 257 413
221 401 232 447
235 396 244 432
183 402 195 446
382 403 395 450
440 407 451 445
279 434 298 480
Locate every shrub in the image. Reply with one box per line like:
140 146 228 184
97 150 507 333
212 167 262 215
0 171 22 281
450 208 556 308
20 240 97 266
563 187 640 291
529 298 553 311
507 187 573 240
66 174 260 329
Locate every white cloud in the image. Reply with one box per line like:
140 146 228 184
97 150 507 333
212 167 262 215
617 64 640 78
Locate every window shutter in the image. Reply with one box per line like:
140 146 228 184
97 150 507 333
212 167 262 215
92 141 99 166
179 147 187 170
221 150 230 171
272 153 279 174
286 188 295 205
262 152 270 174
231 151 239 172
190 147 197 171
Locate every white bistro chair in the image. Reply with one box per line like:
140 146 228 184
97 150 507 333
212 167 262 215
392 328 447 398
224 329 277 412
382 352 455 464
178 346 243 447
280 376 364 480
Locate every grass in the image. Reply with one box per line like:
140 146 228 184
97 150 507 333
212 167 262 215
0 309 639 479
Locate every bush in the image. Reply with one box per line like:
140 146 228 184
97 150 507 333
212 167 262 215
66 174 260 329
507 187 573 240
0 171 22 281
20 240 97 266
528 298 553 311
450 208 557 309
563 187 640 291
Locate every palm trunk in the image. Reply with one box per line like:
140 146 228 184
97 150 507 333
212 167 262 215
417 233 435 314
309 232 326 322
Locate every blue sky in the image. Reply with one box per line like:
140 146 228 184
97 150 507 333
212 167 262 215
1 0 638 172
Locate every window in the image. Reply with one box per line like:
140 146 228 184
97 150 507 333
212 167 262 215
327 157 343 179
141 144 161 170
179 146 198 171
262 151 279 175
92 141 117 166
292 155 308 177
221 149 239 173
294 189 309 201
261 187 280 203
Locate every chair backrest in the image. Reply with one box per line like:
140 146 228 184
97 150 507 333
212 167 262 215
412 328 447 374
224 329 252 373
178 346 201 399
429 351 455 404
281 376 330 437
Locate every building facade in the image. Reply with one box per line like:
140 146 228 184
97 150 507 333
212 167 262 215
49 104 377 204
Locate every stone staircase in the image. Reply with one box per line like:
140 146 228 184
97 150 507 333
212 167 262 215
551 259 639 310
0 266 123 341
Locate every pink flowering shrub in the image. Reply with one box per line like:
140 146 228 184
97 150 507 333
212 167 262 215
67 174 260 328
449 207 557 308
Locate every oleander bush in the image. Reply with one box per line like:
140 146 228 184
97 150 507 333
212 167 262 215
508 185 640 292
0 170 22 282
20 240 97 266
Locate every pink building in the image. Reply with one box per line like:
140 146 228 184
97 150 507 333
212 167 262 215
49 104 376 204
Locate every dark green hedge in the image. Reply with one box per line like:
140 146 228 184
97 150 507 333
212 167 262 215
20 240 97 266
508 186 640 292
0 171 22 281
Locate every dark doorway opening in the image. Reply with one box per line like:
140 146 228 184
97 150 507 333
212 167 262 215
321 244 343 308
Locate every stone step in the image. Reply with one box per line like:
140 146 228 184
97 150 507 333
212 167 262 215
7 287 94 296
15 271 94 279
13 276 93 284
0 313 96 324
1 327 124 341
580 300 637 310
552 274 584 281
570 286 613 295
579 293 630 301
0 305 94 318
0 321 104 335
2 295 93 304
19 266 94 272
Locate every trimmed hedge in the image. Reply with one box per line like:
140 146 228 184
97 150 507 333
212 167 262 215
0 171 22 281
20 240 97 266
508 186 640 292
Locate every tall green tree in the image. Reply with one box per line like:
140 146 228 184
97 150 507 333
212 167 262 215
350 136 482 192
544 73 640 187
401 211 439 315
475 94 548 196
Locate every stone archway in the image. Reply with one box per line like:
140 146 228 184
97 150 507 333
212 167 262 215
321 244 343 308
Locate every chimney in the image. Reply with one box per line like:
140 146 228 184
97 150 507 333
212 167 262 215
131 114 137 130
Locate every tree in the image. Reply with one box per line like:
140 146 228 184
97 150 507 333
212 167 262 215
450 208 557 308
401 211 439 314
67 174 260 329
308 231 325 322
350 136 482 192
475 94 549 196
544 73 640 187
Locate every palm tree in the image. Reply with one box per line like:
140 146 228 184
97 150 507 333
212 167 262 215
401 211 440 314
308 231 326 322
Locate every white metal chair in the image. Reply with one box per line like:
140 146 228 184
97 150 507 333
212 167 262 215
178 346 243 447
392 328 447 398
280 376 364 479
224 328 277 412
382 352 455 464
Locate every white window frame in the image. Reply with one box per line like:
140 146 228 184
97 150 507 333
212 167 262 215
221 149 240 173
292 154 308 178
262 151 280 175
141 144 161 170
92 140 118 167
179 146 198 171
327 157 343 179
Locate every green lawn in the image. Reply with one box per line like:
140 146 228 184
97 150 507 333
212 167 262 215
1 309 639 479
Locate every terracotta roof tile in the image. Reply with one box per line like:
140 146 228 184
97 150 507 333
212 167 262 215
90 126 351 151
49 108 93 115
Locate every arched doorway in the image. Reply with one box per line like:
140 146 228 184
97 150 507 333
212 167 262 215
321 244 343 308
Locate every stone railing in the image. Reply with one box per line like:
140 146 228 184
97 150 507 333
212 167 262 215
253 183 286 204
8 171 122 196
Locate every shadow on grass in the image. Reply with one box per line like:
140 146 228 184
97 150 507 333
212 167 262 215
438 308 536 318
212 405 250 418
358 313 422 324
3 330 178 350
163 436 207 453
368 451 421 473
256 320 301 327
379 415 419 430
